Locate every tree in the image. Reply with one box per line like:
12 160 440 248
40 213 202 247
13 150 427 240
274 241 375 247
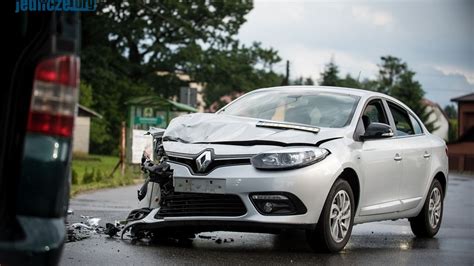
319 59 340 86
292 76 315 85
195 42 282 107
444 104 457 119
377 56 407 94
339 74 361 89
377 56 437 132
304 77 315 85
81 1 282 154
79 82 93 108
83 1 255 96
444 104 458 142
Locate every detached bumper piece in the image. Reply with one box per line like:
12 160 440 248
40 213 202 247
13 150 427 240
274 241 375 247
156 193 247 218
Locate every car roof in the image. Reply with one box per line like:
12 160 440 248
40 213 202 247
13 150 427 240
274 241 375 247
251 85 415 114
254 85 385 98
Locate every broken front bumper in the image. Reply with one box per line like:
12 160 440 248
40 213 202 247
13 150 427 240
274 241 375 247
129 157 340 233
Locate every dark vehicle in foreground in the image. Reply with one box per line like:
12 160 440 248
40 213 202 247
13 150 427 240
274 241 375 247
0 11 80 265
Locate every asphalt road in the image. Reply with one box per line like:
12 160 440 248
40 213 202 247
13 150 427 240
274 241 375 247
61 173 474 265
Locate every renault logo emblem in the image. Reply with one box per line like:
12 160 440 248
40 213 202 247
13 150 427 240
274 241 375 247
196 150 212 172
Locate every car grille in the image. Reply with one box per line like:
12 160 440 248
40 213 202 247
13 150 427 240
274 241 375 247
156 193 247 218
167 156 251 174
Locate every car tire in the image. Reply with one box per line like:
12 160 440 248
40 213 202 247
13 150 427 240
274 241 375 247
306 179 355 253
409 179 444 238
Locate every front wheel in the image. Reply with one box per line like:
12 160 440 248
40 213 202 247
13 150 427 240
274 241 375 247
306 179 354 253
409 179 444 237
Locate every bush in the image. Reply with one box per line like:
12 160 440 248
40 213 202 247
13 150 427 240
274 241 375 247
95 169 104 183
71 169 79 185
82 168 95 184
448 119 458 143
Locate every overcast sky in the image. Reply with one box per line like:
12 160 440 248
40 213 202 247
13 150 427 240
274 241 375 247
238 0 474 107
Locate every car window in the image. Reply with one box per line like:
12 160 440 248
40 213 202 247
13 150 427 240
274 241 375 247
410 114 423 134
221 91 360 128
362 99 389 127
388 102 414 136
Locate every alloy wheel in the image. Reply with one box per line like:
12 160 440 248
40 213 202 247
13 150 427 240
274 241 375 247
329 190 351 243
428 187 442 228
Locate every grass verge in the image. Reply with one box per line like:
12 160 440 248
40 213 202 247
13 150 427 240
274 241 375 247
71 153 142 196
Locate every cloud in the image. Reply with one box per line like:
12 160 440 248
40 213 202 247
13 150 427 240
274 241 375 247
238 0 473 106
351 6 394 26
434 65 474 85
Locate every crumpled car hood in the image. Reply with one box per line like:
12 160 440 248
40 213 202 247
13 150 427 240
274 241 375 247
163 113 344 146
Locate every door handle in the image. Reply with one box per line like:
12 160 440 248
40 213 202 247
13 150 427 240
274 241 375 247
423 152 431 158
394 153 402 161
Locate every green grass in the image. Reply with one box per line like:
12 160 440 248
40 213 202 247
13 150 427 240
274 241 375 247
71 153 142 196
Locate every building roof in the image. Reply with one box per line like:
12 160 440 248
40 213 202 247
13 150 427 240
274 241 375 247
451 93 474 102
78 104 102 118
422 98 450 122
126 96 198 113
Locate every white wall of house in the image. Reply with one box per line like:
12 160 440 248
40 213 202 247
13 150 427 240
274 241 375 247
73 116 91 154
426 105 449 140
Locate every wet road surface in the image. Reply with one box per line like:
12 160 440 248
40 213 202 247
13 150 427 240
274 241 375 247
61 174 474 265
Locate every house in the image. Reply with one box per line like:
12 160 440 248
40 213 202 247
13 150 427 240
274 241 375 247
422 99 449 140
156 71 206 112
447 93 474 172
73 105 102 154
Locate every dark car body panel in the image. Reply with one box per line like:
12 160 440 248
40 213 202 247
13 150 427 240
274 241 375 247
0 10 80 265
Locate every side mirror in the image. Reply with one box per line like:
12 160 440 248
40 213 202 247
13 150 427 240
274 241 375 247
360 122 394 140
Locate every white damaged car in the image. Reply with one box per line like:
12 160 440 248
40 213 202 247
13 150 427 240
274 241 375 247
128 86 448 252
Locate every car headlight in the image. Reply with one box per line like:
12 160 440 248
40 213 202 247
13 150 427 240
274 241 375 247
251 147 329 170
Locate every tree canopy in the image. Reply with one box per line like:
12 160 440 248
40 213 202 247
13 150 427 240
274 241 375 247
81 1 283 154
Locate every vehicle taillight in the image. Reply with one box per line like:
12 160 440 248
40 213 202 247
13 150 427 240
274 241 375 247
27 55 80 137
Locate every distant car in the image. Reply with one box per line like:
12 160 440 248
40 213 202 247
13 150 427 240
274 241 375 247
132 86 448 253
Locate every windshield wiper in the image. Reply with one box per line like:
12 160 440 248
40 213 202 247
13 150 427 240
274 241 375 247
256 121 320 133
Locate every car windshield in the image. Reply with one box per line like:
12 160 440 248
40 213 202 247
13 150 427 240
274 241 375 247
220 90 360 128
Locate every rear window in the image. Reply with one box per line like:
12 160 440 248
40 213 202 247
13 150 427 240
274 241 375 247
410 114 424 135
388 102 414 136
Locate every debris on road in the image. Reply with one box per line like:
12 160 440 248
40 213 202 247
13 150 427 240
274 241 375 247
104 223 121 237
197 234 234 244
67 223 94 242
86 217 101 227
70 223 92 230
67 216 125 242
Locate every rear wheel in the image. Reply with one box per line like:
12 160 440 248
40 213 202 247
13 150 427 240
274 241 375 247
306 179 354 253
409 179 444 237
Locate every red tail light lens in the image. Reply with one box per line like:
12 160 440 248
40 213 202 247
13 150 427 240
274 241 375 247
27 55 80 137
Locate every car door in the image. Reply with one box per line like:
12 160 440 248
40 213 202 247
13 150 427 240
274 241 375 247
357 99 403 216
386 102 431 211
